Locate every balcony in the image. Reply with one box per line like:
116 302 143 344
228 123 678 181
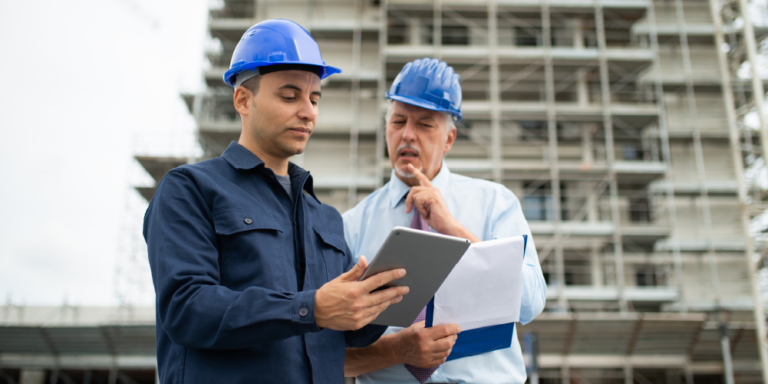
546 286 679 302
384 45 655 63
649 180 738 197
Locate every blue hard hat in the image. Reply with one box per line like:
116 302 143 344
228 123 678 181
386 58 463 122
223 19 342 87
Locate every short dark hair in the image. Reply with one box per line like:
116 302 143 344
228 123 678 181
241 75 261 94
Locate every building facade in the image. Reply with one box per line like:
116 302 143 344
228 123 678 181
183 0 768 381
3 1 767 383
161 0 768 382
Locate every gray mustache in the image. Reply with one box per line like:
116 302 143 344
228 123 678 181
396 143 420 155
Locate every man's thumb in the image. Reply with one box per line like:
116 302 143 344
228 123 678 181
341 255 368 281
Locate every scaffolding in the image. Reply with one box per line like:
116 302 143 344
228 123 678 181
127 0 768 382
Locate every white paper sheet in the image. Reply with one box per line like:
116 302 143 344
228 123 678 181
432 236 525 331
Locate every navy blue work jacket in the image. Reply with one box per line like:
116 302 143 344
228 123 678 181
143 142 385 384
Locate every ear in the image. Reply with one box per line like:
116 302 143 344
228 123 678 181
444 126 457 154
233 86 252 117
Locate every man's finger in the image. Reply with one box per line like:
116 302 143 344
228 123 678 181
405 189 413 214
434 336 457 352
410 320 426 331
426 324 462 340
360 293 404 321
364 285 409 307
360 268 406 292
339 255 368 281
407 164 433 187
405 187 426 215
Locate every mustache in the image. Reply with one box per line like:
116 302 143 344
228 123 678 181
396 143 420 156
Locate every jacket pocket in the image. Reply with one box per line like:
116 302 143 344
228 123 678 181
212 208 282 235
212 208 287 291
313 227 347 281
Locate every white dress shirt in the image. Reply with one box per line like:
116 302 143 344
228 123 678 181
342 164 547 384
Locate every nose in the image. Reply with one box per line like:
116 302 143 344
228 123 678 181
297 97 318 123
400 119 418 143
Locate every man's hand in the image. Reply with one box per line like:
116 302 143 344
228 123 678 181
315 256 409 331
344 320 462 376
404 164 481 243
396 321 461 368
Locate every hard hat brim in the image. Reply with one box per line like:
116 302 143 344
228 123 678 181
386 93 463 122
224 62 342 87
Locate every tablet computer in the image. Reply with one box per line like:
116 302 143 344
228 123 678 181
359 226 471 327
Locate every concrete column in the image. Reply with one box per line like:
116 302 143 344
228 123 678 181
577 68 589 106
581 124 594 163
19 369 45 384
585 182 598 222
624 364 633 384
408 17 423 46
570 19 584 48
590 240 603 287
561 366 570 384
470 26 487 46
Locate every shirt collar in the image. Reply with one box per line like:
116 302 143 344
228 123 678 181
388 161 451 209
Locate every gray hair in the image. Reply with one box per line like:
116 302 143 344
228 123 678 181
385 100 456 132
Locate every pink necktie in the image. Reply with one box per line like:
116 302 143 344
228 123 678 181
404 210 439 383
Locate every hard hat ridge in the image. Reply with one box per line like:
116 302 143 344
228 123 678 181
386 57 463 122
223 19 342 87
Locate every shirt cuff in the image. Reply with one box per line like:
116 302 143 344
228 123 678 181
293 289 321 331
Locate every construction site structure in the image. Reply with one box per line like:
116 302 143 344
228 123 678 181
183 1 768 381
137 0 768 382
0 304 156 384
3 0 768 383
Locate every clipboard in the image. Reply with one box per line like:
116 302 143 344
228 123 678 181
426 235 528 361
359 226 471 327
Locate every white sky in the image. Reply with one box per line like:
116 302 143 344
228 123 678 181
0 0 207 306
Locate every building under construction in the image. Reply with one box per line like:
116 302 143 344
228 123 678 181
3 0 768 383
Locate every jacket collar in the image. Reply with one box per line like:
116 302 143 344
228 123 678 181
222 141 265 170
388 161 451 209
222 141 319 201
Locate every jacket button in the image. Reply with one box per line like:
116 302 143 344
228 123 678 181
299 306 309 317
244 217 253 224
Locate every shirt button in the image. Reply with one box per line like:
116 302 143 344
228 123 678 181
244 217 253 224
299 306 309 317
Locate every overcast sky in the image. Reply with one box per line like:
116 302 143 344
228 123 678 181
0 0 207 306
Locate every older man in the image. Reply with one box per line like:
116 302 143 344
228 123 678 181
343 58 547 384
144 20 408 384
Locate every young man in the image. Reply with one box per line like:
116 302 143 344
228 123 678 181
343 58 547 383
144 19 408 384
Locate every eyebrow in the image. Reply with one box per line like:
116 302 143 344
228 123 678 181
392 113 437 122
279 83 322 97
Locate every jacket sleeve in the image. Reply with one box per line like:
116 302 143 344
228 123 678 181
489 189 547 325
144 170 320 350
